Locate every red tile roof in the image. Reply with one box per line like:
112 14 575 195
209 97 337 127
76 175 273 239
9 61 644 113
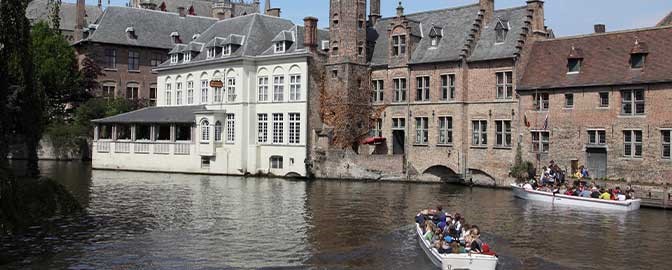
518 26 672 91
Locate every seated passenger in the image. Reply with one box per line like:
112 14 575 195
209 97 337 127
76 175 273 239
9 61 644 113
438 236 453 254
523 181 533 190
599 189 612 200
590 188 601 198
450 240 465 254
469 226 483 254
579 188 592 198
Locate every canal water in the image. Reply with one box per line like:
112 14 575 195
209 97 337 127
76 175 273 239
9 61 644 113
2 161 671 270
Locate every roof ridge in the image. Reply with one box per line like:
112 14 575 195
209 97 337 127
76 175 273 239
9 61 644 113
538 24 672 42
377 3 479 21
106 5 218 21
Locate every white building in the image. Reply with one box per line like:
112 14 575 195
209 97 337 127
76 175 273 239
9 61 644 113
92 14 327 177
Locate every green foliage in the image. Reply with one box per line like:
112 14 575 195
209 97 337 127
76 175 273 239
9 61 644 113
510 142 535 183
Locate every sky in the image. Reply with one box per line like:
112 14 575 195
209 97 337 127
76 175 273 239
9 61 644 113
71 0 672 37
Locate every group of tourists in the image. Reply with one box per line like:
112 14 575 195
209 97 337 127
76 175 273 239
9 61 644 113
415 206 496 256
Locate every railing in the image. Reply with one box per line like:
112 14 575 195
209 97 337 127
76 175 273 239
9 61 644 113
114 142 131 153
97 141 111 153
134 142 151 154
154 143 170 155
95 141 194 156
175 143 191 155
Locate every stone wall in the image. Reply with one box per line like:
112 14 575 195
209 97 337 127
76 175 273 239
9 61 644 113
8 136 91 161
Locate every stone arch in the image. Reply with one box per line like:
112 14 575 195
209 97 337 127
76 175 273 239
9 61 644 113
288 64 301 74
200 71 209 79
226 68 237 78
285 172 302 178
273 66 285 75
257 67 269 76
468 168 497 187
422 165 460 183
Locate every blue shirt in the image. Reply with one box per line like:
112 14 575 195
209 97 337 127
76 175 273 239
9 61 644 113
579 190 592 197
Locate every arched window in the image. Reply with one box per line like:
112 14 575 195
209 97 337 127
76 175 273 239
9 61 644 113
214 121 222 142
201 119 210 142
165 77 172 105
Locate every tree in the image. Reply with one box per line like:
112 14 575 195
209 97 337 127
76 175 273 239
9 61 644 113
48 0 62 33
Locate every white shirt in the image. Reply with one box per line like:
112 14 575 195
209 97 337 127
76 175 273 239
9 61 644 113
523 183 533 190
617 194 627 201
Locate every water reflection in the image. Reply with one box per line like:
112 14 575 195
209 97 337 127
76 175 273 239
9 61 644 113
2 162 672 270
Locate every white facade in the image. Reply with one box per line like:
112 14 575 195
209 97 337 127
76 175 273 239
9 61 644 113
93 55 311 177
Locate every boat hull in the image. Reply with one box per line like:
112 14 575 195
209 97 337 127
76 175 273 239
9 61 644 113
416 224 498 270
511 184 641 211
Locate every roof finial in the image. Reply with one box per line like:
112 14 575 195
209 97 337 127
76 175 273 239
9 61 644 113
396 1 404 17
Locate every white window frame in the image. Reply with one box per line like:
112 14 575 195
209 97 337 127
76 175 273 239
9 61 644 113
289 113 301 144
226 114 235 143
207 47 216 59
392 118 406 130
289 75 301 101
495 120 512 148
441 74 455 101
258 114 268 143
272 113 284 144
183 52 191 63
371 80 384 103
472 120 488 147
201 80 209 104
273 75 285 102
531 130 550 153
175 82 183 105
370 118 383 137
587 129 607 145
415 117 429 145
270 156 283 169
662 129 671 159
165 83 172 105
623 129 643 158
170 54 178 64
227 77 236 102
393 78 407 103
200 119 210 143
621 89 645 116
223 45 231 56
187 81 194 104
438 116 452 145
274 42 286 53
258 76 269 102
415 76 430 102
534 93 550 111
496 71 513 100
214 121 223 142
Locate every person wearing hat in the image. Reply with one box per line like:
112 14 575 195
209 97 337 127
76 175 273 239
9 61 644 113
590 187 601 198
437 235 453 254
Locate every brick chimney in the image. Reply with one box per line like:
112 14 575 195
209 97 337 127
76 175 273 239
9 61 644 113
527 0 546 35
75 0 86 41
479 0 494 25
303 16 318 52
178 6 186 17
594 24 606 33
369 0 381 25
266 8 281 17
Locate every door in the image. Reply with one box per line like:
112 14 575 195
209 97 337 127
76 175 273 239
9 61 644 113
392 130 405 155
586 148 607 179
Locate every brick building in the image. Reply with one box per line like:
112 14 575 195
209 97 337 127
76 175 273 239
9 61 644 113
25 0 103 43
129 0 281 20
311 0 551 185
74 6 217 104
517 25 672 185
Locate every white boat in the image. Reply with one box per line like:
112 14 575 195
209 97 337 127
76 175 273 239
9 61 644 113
510 184 641 211
416 224 498 270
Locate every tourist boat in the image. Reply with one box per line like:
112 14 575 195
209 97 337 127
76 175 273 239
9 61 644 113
416 224 498 270
510 184 641 211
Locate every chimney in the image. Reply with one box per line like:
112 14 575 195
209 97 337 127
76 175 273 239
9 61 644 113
98 0 102 8
369 0 381 25
265 0 271 13
594 24 606 33
527 0 546 34
178 6 186 17
479 0 494 25
303 16 318 52
266 7 281 17
396 1 404 17
75 0 86 41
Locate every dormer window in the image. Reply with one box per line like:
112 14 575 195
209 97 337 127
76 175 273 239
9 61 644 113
170 32 181 44
207 47 216 59
495 20 509 44
428 26 442 47
567 58 582 73
183 52 191 63
630 53 646 69
223 44 232 56
392 35 406 56
125 26 136 39
431 37 439 46
274 42 286 53
170 54 179 64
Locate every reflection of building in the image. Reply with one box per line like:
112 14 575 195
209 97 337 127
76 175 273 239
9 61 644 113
518 25 672 184
74 6 217 103
25 0 103 43
91 13 328 177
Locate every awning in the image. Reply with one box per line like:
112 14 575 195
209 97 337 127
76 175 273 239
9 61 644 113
92 105 206 124
362 137 387 145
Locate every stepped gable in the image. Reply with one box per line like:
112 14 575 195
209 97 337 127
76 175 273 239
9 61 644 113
82 6 217 49
518 26 672 91
658 11 672 26
26 0 103 31
469 6 529 61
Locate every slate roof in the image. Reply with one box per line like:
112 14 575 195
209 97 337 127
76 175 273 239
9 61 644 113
92 105 207 123
26 0 103 32
658 11 672 27
469 6 528 62
81 6 217 50
518 26 672 91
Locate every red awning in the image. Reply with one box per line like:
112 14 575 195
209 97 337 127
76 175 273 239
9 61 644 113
362 137 386 145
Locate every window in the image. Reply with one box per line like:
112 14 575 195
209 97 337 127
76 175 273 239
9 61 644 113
102 85 115 99
273 75 284 102
150 54 163 67
201 119 210 142
116 125 131 140
372 80 384 103
565 93 574 108
370 118 382 137
270 156 283 169
534 93 549 111
599 92 609 107
623 130 643 158
186 81 194 104
201 157 211 169
214 84 222 103
183 52 191 63
175 82 183 105
662 130 671 159
201 80 209 104
621 89 645 115
495 28 508 43
170 54 178 64
567 58 582 73
532 131 550 153
135 125 151 141
431 37 439 47
126 84 139 100
128 51 140 71
393 78 407 102
227 77 236 102
358 42 364 56
415 76 430 101
472 120 488 146
496 71 513 99
149 85 157 106
207 47 216 59
415 117 429 145
438 117 453 145
272 113 284 144
98 124 113 140
289 113 300 144
214 121 223 142
441 74 455 101
258 114 268 143
104 48 116 69
155 125 171 141
226 114 235 143
392 35 406 56
274 42 286 53
289 75 301 101
392 118 406 130
258 76 269 101
587 130 606 145
495 120 512 147
223 45 231 56
175 124 191 141
165 83 172 105
630 53 646 69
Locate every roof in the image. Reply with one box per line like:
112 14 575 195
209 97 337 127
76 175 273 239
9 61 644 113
518 26 672 91
82 6 217 50
469 7 528 62
658 11 672 27
26 0 103 32
145 0 260 18
92 105 207 124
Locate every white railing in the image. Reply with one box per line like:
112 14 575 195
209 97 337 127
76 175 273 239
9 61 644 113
114 142 131 153
134 142 151 154
97 141 111 153
174 143 191 155
154 143 170 154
